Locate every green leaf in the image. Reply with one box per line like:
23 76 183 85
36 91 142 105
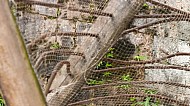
145 97 151 106
87 79 104 85
130 97 136 102
106 53 114 58
107 80 112 82
0 96 5 106
144 89 157 94
152 100 160 106
103 72 112 77
142 3 149 10
121 74 132 81
50 42 61 49
105 62 112 67
97 61 103 67
136 102 145 105
117 85 130 89
108 47 115 51
134 55 148 61
151 103 159 106
56 8 62 17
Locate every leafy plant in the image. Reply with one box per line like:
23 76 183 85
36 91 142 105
50 42 61 49
130 97 137 106
96 47 115 69
143 89 157 94
96 61 106 69
142 3 149 10
96 61 112 69
56 8 62 17
105 47 115 58
106 80 112 82
105 62 112 67
87 79 104 85
136 97 160 106
121 74 132 81
97 61 103 67
130 97 137 102
0 95 5 106
136 97 151 106
134 55 148 61
103 72 112 77
108 47 115 51
117 84 130 90
134 89 160 106
106 52 114 58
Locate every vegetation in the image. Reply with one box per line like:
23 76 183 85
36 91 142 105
121 74 133 81
95 48 115 70
142 3 149 10
87 79 104 85
103 72 112 77
130 89 160 106
143 89 157 95
134 55 148 61
117 84 130 90
87 45 160 106
0 95 5 106
135 97 160 106
50 42 61 49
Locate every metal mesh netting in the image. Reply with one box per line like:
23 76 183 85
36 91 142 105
68 81 190 105
10 0 190 106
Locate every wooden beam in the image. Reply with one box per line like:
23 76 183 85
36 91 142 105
0 1 46 106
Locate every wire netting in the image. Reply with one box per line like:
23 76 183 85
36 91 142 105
10 0 190 105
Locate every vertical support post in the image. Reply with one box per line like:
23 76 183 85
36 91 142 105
0 1 47 106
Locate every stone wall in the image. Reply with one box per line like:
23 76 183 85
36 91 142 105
13 0 190 104
145 0 190 103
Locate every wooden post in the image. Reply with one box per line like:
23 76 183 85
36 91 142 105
0 1 46 106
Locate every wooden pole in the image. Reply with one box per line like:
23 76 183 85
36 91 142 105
0 0 47 106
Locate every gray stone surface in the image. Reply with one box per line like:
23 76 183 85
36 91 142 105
13 0 190 104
